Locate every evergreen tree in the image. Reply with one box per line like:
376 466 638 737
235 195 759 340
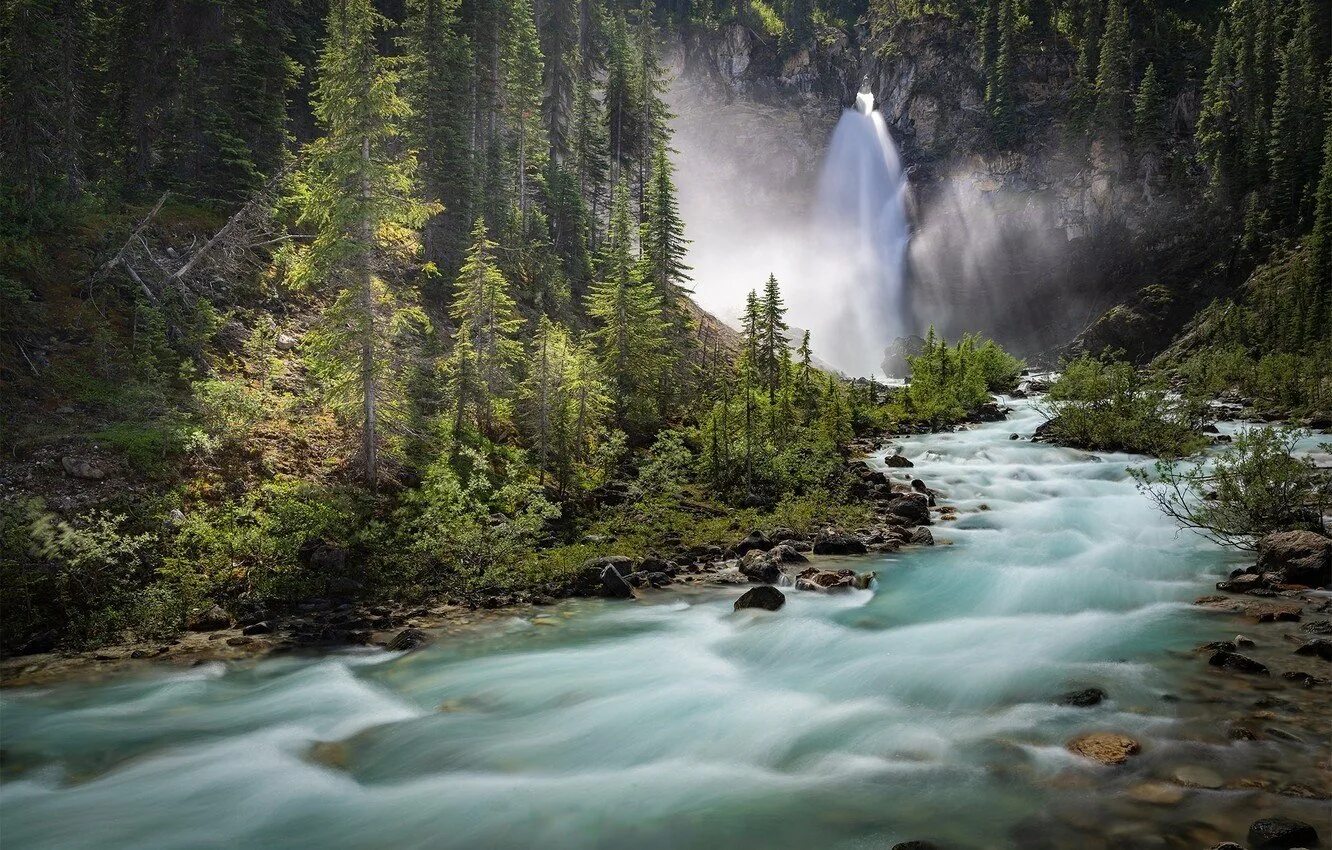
539 0 579 163
587 180 666 430
633 4 672 206
1072 0 1104 122
403 0 475 276
569 75 611 244
519 317 610 493
0 0 89 213
1197 20 1242 198
503 0 548 228
795 330 815 410
1132 62 1165 150
1268 0 1325 223
603 11 642 187
758 274 789 402
451 218 525 439
986 0 1020 148
1094 0 1132 137
287 0 436 488
640 142 692 302
1309 117 1332 298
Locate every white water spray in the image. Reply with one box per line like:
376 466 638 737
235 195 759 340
794 85 912 376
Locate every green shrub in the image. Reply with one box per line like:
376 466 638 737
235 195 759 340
1130 426 1329 548
1040 355 1206 457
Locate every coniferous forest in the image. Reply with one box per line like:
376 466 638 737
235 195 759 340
1 0 1331 846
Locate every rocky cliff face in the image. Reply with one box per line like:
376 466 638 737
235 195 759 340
669 18 1221 361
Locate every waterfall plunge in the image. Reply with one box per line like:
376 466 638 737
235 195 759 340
795 89 912 377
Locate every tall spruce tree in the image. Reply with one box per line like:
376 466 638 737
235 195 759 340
502 0 548 228
587 180 666 430
1132 62 1165 150
403 0 475 276
451 218 525 439
1268 0 1326 223
287 0 436 488
1094 0 1132 137
758 274 789 402
1197 20 1242 198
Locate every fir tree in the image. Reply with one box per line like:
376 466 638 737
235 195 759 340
1197 20 1242 198
587 180 666 430
451 218 525 439
286 0 436 488
986 0 1020 148
1094 0 1131 137
758 274 789 402
402 0 475 276
539 0 579 163
1309 117 1332 298
1268 0 1325 223
502 0 548 228
1132 62 1165 150
640 141 692 302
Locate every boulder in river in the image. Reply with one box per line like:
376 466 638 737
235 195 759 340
794 567 857 592
885 493 931 525
738 550 782 584
600 564 634 598
1293 638 1332 661
1066 732 1141 765
768 543 808 564
734 586 785 611
1208 649 1270 675
1256 530 1331 588
736 530 774 555
386 628 432 651
909 527 935 546
885 453 914 468
1247 817 1319 849
890 842 940 850
1059 687 1107 707
813 532 868 555
576 556 636 595
185 604 230 632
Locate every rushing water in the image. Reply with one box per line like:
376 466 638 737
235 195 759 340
1 402 1319 849
797 88 913 377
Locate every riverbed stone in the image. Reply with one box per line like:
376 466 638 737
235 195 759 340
885 453 914 468
738 550 782 584
736 530 773 555
1293 638 1332 661
1256 530 1331 588
909 527 935 546
1208 649 1270 675
768 543 808 564
890 842 939 850
1127 781 1186 805
886 493 931 525
1171 765 1223 789
734 586 785 611
1066 732 1141 765
600 564 634 598
1247 817 1319 849
813 532 868 555
794 566 857 592
1059 687 1107 707
386 628 433 651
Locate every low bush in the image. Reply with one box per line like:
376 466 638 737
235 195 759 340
1129 426 1329 549
1039 355 1207 457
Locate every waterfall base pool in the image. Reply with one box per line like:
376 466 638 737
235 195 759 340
2 402 1328 849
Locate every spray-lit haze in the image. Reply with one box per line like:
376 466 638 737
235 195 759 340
671 84 912 377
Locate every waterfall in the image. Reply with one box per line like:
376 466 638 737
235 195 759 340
795 87 912 377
